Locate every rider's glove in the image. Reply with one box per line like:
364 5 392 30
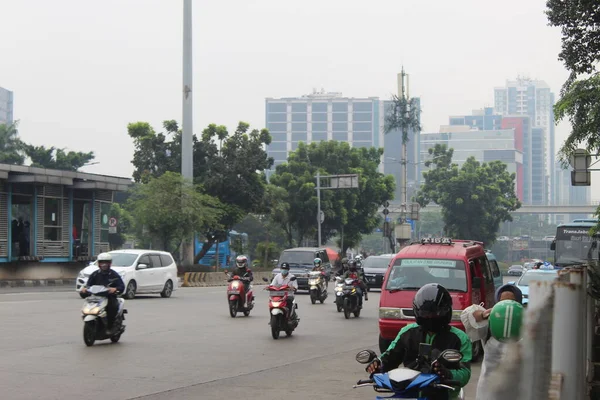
432 360 452 380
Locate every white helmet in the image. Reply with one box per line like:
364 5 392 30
97 253 113 262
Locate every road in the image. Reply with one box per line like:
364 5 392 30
0 285 481 400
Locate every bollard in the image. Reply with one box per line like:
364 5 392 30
552 280 584 399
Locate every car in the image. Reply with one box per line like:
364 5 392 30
542 235 556 242
271 247 333 290
362 254 394 290
508 265 524 276
508 268 558 306
75 249 179 299
497 236 510 241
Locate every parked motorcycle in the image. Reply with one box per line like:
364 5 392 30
341 277 362 319
308 271 327 304
81 285 127 347
262 276 300 339
225 272 254 318
353 345 465 399
333 276 344 312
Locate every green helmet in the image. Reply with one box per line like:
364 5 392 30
313 258 322 266
489 300 524 342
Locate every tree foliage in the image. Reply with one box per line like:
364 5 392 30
269 141 395 254
127 120 272 263
126 172 223 255
0 121 25 165
23 144 95 171
384 95 422 144
415 144 521 245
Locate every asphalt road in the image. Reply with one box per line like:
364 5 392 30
0 286 482 400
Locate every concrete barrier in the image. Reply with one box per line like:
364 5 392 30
181 271 273 287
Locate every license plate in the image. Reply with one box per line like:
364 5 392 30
227 291 240 295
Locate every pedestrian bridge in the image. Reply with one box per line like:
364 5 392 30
380 203 598 215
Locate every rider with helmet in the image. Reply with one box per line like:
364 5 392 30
336 257 349 276
341 260 368 307
367 283 472 392
312 257 328 286
230 255 253 304
271 262 299 318
81 252 125 334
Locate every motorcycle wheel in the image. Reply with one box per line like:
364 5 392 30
285 328 293 337
229 300 238 318
243 309 251 317
83 321 96 347
353 307 361 318
319 295 325 304
270 315 280 339
343 298 351 319
310 291 316 305
110 333 121 343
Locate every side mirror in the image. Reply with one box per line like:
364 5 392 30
262 277 269 282
507 281 515 285
472 277 482 289
550 241 556 251
290 276 297 281
440 349 463 363
137 263 148 270
355 349 378 364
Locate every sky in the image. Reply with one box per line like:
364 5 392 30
1 0 599 201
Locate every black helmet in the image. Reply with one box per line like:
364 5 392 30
413 283 452 333
280 262 290 270
348 260 357 271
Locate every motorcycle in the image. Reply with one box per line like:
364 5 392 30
334 276 345 312
225 271 254 318
340 277 362 319
353 344 465 400
262 276 300 339
80 285 127 347
308 271 328 304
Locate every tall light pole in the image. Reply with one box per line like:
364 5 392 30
181 0 194 267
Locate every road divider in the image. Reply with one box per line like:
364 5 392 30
181 271 274 287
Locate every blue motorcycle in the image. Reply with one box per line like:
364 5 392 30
353 345 465 400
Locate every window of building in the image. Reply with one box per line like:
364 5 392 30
333 122 348 132
312 122 327 132
267 113 287 122
291 142 300 151
268 103 287 113
353 132 372 141
270 133 287 142
267 122 287 133
353 102 372 112
312 132 328 141
269 151 288 162
352 141 371 148
353 122 371 131
352 112 372 122
291 113 307 122
291 103 307 113
333 132 348 141
292 132 307 142
44 197 61 241
312 113 327 122
332 112 347 122
332 102 348 112
291 122 307 132
312 102 327 112
269 142 287 152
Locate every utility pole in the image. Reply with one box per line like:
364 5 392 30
181 0 194 267
399 67 409 214
317 171 322 247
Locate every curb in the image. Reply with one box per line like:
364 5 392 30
0 279 76 288
181 271 273 288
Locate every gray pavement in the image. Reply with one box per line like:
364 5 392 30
0 287 481 400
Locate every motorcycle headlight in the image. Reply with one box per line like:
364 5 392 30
308 279 318 285
335 286 343 292
231 281 240 289
82 306 100 315
271 301 281 307
379 307 403 320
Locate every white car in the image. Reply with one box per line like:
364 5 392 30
75 249 178 299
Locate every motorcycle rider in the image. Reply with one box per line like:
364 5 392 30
336 257 349 276
230 255 254 306
341 260 368 307
81 252 125 334
312 257 327 288
271 262 298 317
367 283 472 396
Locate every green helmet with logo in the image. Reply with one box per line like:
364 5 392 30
489 300 524 342
313 258 322 266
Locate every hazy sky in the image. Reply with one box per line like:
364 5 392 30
1 0 598 200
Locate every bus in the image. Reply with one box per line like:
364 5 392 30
551 219 600 268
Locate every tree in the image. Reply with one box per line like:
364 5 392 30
270 141 395 254
23 144 95 171
384 95 422 144
127 120 273 263
107 203 134 250
0 121 25 165
126 172 223 255
546 1 600 165
415 144 521 245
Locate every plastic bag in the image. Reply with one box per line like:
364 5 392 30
460 303 489 342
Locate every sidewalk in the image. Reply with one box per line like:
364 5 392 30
0 279 76 288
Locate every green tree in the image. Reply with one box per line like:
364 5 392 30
127 120 272 263
415 144 521 245
270 141 395 254
126 172 223 254
0 121 25 165
23 144 95 171
546 1 600 165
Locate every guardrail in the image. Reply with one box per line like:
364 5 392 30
181 271 274 287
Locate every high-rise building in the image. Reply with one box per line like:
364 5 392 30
420 128 524 200
449 107 502 131
0 87 13 125
264 90 421 202
494 78 555 205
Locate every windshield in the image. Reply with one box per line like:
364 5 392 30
517 271 557 286
385 258 467 292
555 226 600 265
279 251 315 266
363 257 392 269
102 253 138 267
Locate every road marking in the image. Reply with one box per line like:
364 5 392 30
0 300 44 304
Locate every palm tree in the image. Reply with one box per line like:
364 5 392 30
0 121 25 165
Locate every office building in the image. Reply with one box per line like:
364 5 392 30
449 107 502 131
264 90 421 202
0 87 13 125
494 77 555 205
